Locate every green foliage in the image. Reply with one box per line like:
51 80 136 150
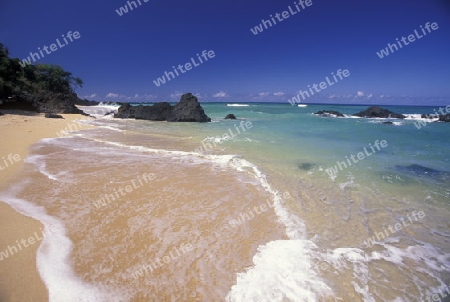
0 42 83 101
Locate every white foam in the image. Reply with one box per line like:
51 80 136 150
227 104 249 107
403 113 439 122
78 104 120 119
226 240 332 302
225 154 337 300
0 189 128 302
25 154 59 181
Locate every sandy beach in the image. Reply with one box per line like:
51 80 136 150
0 111 91 302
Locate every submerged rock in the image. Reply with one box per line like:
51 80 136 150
314 110 344 117
298 163 314 171
382 121 393 125
395 164 450 182
353 106 405 119
225 114 237 120
115 93 211 122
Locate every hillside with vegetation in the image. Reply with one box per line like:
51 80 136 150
0 43 86 114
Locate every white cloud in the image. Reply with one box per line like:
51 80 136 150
135 94 139 98
273 92 285 97
356 91 365 97
170 92 183 99
87 93 97 98
213 91 228 98
367 93 373 98
106 93 119 98
258 92 270 97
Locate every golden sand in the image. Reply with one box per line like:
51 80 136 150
0 110 92 302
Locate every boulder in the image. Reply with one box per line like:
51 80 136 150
421 114 437 119
114 93 211 122
166 93 211 122
353 106 405 119
314 110 344 117
438 114 450 122
115 102 173 120
382 121 393 125
225 114 237 119
44 113 64 119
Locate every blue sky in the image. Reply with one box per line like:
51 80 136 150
1 0 449 104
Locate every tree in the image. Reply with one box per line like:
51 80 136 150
0 43 84 101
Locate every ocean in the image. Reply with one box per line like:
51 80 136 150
1 102 449 301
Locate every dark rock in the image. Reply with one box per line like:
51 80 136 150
421 114 437 119
0 112 3 116
298 163 314 171
0 92 84 115
75 99 100 106
395 164 450 182
382 121 393 125
167 93 211 122
225 114 237 120
114 93 211 122
104 111 115 116
353 106 405 119
314 110 344 117
45 113 64 119
115 102 172 121
115 93 211 122
438 114 450 122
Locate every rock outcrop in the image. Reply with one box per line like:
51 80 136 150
421 114 437 119
0 92 83 114
314 110 344 117
115 102 172 121
353 106 405 119
166 93 211 122
225 114 237 119
75 99 100 106
115 93 211 122
438 114 450 122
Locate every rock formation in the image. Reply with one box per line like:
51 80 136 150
353 106 405 119
115 93 211 122
225 114 237 119
314 110 344 117
0 92 83 114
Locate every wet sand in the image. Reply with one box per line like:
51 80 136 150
0 111 91 302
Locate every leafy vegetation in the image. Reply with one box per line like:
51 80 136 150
0 42 83 106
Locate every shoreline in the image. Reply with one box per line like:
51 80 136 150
0 111 91 302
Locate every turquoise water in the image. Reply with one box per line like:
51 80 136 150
99 102 450 300
2 102 449 301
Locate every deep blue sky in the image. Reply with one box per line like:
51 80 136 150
1 0 449 104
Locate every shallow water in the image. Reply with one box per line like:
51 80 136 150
1 103 449 301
